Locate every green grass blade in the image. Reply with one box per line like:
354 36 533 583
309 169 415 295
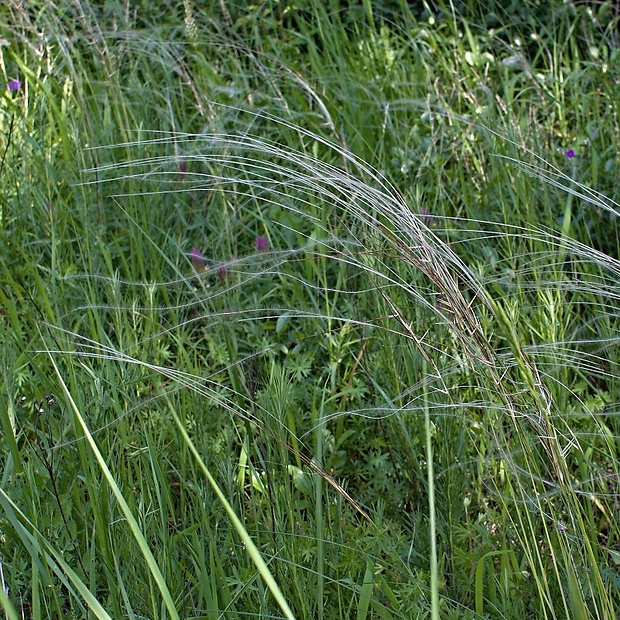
0 573 19 620
162 395 297 620
48 355 180 620
0 487 111 619
357 559 374 620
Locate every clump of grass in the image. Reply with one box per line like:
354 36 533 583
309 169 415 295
1 1 619 619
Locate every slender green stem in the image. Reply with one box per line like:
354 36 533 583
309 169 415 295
315 388 326 620
423 360 439 620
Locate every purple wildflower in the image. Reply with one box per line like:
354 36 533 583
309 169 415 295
420 207 434 226
565 149 575 158
255 235 269 252
177 160 187 182
189 247 206 271
217 262 230 281
7 79 21 92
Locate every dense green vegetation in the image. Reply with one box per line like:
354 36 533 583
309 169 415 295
1 1 619 618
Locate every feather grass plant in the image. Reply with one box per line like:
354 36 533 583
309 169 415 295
1 1 619 618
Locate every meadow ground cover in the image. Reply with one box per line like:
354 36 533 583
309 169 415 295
0 1 619 618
